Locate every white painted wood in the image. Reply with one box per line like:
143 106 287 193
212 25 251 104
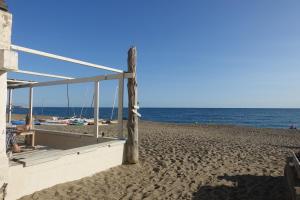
15 70 73 79
11 73 133 89
7 79 37 84
8 84 33 89
7 79 37 89
110 85 118 120
13 149 62 161
29 87 33 128
7 89 12 123
0 9 13 187
94 81 99 138
11 45 123 73
117 75 124 138
132 109 141 118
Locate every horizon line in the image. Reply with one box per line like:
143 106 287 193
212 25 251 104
12 106 300 109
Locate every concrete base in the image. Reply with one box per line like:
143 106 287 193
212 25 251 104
6 138 125 200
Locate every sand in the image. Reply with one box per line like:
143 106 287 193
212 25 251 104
18 121 300 200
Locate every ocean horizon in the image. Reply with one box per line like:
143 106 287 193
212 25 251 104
10 107 300 129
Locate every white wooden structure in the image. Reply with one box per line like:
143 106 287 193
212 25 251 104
0 5 139 200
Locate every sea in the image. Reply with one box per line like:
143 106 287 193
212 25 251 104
10 107 300 129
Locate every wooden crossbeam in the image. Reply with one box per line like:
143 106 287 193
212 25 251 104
11 45 124 73
15 70 74 79
9 73 133 89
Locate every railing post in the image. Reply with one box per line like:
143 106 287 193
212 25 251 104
28 87 33 128
94 81 99 138
117 75 124 138
7 88 12 123
124 47 138 164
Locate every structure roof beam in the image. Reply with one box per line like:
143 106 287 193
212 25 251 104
15 70 74 79
11 44 124 73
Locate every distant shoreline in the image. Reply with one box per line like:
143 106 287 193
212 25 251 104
10 113 298 130
10 106 300 109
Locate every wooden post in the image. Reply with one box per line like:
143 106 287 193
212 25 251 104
28 87 33 129
94 81 99 138
117 75 124 138
124 47 138 164
7 88 12 123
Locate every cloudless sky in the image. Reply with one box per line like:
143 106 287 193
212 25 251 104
6 0 300 108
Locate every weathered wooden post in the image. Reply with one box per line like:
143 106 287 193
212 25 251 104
0 0 18 198
124 47 139 164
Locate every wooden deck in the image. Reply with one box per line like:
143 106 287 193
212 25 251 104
10 145 62 167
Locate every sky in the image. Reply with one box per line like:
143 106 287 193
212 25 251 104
6 0 300 108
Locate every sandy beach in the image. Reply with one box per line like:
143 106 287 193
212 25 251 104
17 120 300 200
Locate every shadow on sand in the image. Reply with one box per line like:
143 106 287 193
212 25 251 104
192 175 287 200
270 144 300 150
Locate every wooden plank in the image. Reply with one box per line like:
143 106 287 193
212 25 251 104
28 87 33 129
117 75 124 138
11 73 134 89
15 70 73 79
11 44 124 73
12 149 61 160
13 140 125 167
19 131 35 136
17 155 61 167
7 79 37 84
22 140 126 167
13 149 63 167
31 132 35 146
7 88 12 123
12 148 50 159
94 81 99 138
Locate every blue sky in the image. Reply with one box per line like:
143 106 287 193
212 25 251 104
7 0 300 108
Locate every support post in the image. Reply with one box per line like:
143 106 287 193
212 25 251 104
7 88 12 123
28 87 33 129
124 47 138 164
117 75 124 138
0 2 14 196
94 81 99 138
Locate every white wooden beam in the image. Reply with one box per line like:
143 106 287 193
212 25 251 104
117 75 124 138
11 45 124 73
15 70 74 79
11 73 133 89
7 79 37 84
29 87 33 129
94 81 99 138
7 88 12 123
